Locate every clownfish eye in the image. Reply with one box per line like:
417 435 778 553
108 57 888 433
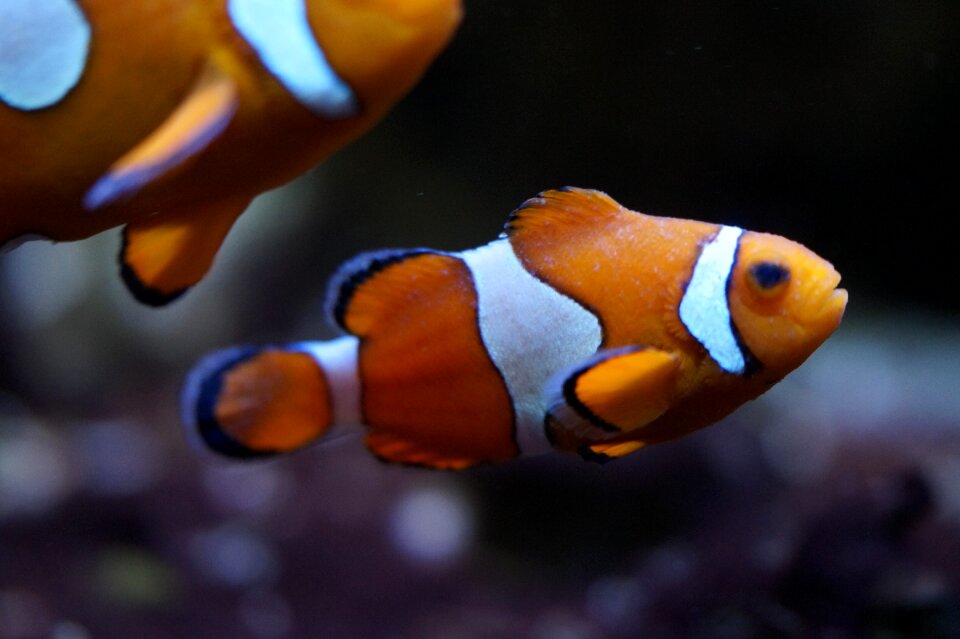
748 261 790 296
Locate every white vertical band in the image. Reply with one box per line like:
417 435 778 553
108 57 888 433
678 225 745 374
460 240 602 456
293 336 361 426
228 0 357 118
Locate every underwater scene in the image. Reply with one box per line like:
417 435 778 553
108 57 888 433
1 1 958 637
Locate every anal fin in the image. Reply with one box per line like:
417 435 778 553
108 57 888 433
120 197 249 305
84 61 238 210
365 431 484 470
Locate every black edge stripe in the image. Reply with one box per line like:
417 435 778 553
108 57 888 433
562 346 646 434
457 253 521 457
325 248 436 332
577 444 615 464
119 228 187 306
725 234 762 377
503 195 549 237
194 346 273 459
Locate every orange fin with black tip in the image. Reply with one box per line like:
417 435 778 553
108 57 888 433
119 196 248 305
504 187 627 240
327 249 519 469
324 248 438 333
84 62 239 210
579 440 647 464
182 346 332 458
547 346 680 443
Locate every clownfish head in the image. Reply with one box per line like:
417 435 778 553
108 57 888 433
305 0 462 113
727 230 848 378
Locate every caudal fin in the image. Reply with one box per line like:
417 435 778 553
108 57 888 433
181 345 335 458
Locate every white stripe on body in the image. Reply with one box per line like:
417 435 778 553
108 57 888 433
0 0 90 110
460 240 602 456
294 336 362 426
678 225 745 374
227 0 357 118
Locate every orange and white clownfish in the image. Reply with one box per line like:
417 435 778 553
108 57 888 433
181 188 848 469
0 0 461 305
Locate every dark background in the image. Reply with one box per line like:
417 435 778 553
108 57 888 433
1 2 958 638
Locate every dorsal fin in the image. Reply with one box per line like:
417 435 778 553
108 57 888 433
324 248 520 468
324 248 445 334
504 187 627 240
503 187 715 348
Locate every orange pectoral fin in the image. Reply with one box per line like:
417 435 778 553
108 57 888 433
549 346 680 439
120 197 249 305
84 62 238 210
580 440 647 463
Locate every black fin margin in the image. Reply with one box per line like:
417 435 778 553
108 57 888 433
324 248 437 332
191 346 274 459
502 186 609 237
577 444 616 464
561 346 649 435
118 228 187 306
502 188 560 237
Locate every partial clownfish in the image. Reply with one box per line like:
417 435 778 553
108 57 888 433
0 0 461 305
182 188 848 469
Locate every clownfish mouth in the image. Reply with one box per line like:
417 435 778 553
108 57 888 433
828 286 849 311
809 276 848 334
825 286 849 324
824 269 847 313
793 266 847 337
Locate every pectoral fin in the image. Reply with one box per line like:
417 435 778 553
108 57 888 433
579 440 647 463
120 197 249 305
84 62 238 210
547 346 680 446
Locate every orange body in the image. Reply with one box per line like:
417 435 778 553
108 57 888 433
183 188 848 469
0 0 461 302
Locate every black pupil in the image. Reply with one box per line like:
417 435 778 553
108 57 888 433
750 262 789 289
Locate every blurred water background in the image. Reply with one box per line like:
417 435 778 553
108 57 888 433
1 2 958 637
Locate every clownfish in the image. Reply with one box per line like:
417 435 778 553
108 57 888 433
182 188 848 469
0 0 461 304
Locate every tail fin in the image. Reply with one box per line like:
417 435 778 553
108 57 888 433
181 345 335 458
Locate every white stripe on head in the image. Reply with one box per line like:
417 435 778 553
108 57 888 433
292 336 361 426
228 0 358 118
460 240 602 456
0 0 90 110
678 225 746 374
